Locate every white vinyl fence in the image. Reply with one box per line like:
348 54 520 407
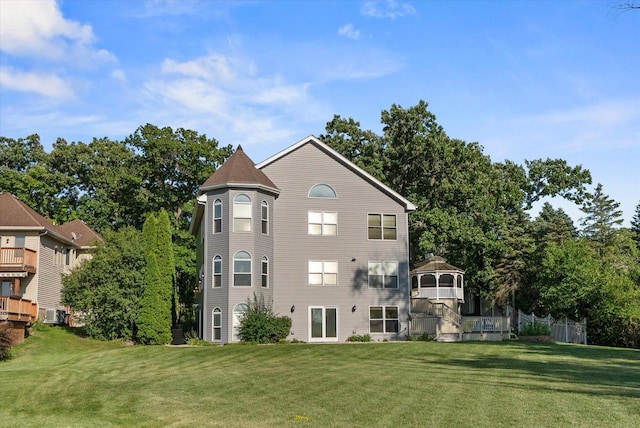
517 309 587 344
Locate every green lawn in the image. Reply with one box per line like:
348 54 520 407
1 326 639 427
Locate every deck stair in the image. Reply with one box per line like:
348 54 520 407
410 298 462 342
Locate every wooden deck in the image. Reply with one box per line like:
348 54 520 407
0 247 37 274
0 296 38 322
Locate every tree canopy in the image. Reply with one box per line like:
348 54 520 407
5 103 638 348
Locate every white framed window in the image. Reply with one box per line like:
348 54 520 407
369 306 399 334
308 184 337 198
261 201 269 235
308 211 338 236
213 255 222 288
261 256 269 288
233 303 249 341
368 261 399 289
212 308 222 341
213 199 222 233
233 251 251 287
309 306 338 341
308 260 338 286
233 194 252 232
367 214 397 240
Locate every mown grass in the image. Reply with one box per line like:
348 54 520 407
1 325 639 427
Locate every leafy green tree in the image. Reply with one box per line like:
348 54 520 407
62 227 145 340
523 158 591 209
535 239 601 320
0 135 77 223
322 100 590 302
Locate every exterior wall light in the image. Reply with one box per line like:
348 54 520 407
290 305 295 313
352 305 357 313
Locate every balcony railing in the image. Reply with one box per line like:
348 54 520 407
412 286 464 300
0 296 38 322
0 247 37 274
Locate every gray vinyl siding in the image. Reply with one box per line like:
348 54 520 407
204 190 230 342
202 189 276 342
261 142 411 342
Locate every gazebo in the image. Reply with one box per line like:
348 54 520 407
410 254 464 301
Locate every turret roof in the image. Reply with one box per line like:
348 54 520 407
200 145 279 195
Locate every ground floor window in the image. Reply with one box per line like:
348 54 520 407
233 303 249 341
369 306 399 333
309 306 338 341
212 308 221 341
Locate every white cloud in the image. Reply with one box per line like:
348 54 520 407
361 0 416 19
338 24 361 40
0 66 75 99
111 69 128 83
141 52 321 150
162 54 237 81
0 0 98 59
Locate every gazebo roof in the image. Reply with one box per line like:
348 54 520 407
410 255 464 275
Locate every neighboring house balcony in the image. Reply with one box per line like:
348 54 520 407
0 296 38 322
0 247 37 275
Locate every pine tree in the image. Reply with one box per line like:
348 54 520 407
580 183 623 255
137 213 172 344
631 201 640 248
137 252 171 344
157 209 177 325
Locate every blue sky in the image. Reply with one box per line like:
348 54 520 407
1 0 638 225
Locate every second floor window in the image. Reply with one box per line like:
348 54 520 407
368 261 398 289
308 211 337 236
368 214 396 240
233 194 252 232
308 260 338 286
213 255 222 288
234 251 251 286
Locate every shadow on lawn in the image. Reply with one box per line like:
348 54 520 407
410 342 640 399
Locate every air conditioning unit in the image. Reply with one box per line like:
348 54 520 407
43 308 67 325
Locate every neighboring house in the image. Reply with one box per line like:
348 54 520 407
0 192 102 344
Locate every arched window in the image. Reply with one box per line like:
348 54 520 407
420 274 436 288
233 251 251 286
212 308 222 341
261 256 269 288
261 201 269 235
233 303 249 341
308 184 337 198
233 194 252 232
213 199 222 233
213 255 222 288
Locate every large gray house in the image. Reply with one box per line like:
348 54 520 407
190 136 510 343
191 136 416 343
